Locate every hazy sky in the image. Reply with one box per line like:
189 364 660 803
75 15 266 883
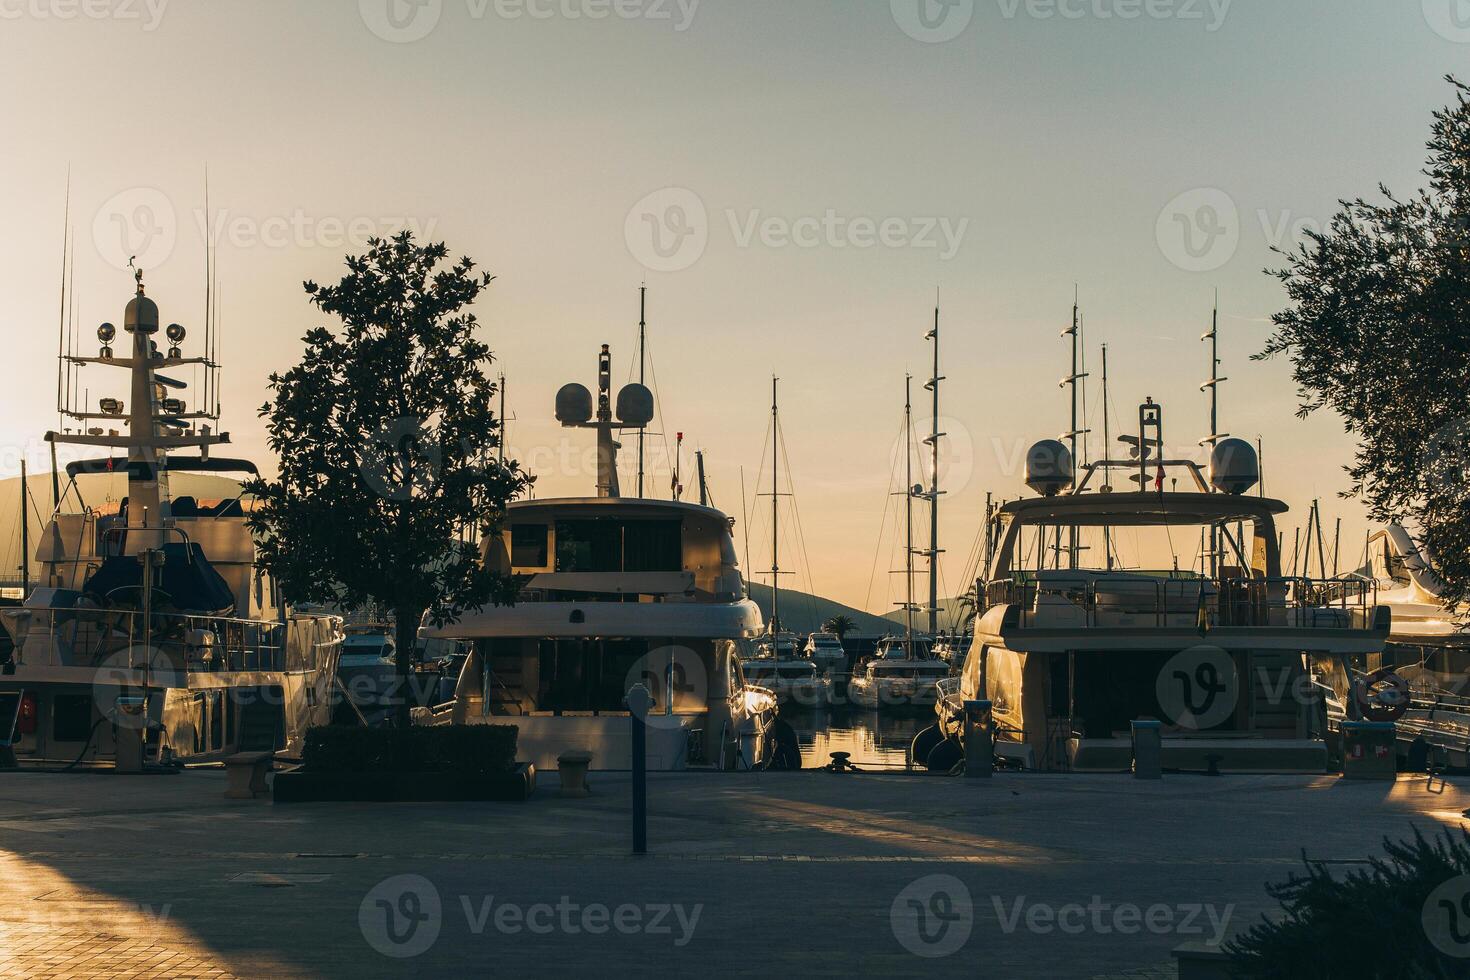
1 1 1464 612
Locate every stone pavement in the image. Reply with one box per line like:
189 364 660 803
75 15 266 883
0 766 1465 978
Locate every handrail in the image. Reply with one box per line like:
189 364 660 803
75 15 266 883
985 573 1378 630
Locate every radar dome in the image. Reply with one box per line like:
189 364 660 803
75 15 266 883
555 383 594 425
124 294 159 334
1026 440 1074 497
616 383 654 427
1209 438 1259 496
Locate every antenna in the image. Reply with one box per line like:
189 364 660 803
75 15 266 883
636 284 647 498
1101 343 1114 568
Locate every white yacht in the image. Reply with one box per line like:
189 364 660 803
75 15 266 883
803 631 848 675
929 403 1390 773
0 271 343 768
414 345 786 771
743 633 831 709
848 636 948 711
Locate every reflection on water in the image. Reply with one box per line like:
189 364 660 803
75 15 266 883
783 706 929 770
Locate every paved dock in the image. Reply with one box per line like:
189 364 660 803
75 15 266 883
0 766 1465 978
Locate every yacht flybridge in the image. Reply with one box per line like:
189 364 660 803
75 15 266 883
415 343 786 771
933 400 1391 773
0 270 343 769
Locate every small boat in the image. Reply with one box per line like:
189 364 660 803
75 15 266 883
848 636 949 711
803 631 848 676
334 627 398 721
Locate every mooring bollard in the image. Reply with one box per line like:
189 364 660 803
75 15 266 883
626 684 651 855
964 699 993 779
1132 719 1163 779
558 750 594 798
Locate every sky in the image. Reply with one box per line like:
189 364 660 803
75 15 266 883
0 0 1464 613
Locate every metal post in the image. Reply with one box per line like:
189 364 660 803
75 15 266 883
627 683 651 855
637 286 646 498
1132 719 1162 779
18 460 29 596
964 699 992 778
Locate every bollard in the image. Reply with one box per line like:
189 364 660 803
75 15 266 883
1132 719 1163 779
964 700 993 779
557 750 594 798
626 684 651 855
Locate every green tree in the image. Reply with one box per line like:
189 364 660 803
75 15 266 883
822 615 855 640
244 233 528 727
1259 77 1470 610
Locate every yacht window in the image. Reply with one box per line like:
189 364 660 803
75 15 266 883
511 524 550 568
554 519 683 573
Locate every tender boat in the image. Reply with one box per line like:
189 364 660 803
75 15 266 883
0 270 343 768
848 635 948 711
414 344 789 771
927 403 1390 774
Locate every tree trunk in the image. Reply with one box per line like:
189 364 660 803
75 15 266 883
393 607 421 729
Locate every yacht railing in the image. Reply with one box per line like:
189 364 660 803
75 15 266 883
12 604 296 673
984 575 1378 630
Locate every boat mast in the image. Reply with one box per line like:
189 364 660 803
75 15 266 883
18 461 28 599
637 285 647 498
924 302 943 637
904 374 915 654
696 450 709 507
1200 292 1227 577
770 377 780 634
1061 288 1088 568
1101 343 1114 570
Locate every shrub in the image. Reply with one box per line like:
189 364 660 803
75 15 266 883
303 725 518 777
1227 828 1470 979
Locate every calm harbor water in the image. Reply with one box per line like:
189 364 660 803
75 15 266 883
784 706 929 770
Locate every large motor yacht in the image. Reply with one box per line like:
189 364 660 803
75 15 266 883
414 345 785 771
929 401 1390 773
0 271 343 768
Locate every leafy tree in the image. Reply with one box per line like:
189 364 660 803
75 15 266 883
1226 828 1470 978
244 233 528 727
1259 77 1470 610
822 615 855 640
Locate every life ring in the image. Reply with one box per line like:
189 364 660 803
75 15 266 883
1353 668 1411 723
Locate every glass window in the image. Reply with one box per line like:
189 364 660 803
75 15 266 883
555 520 622 572
624 520 682 572
511 524 549 568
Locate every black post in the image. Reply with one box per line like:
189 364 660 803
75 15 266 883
627 683 651 855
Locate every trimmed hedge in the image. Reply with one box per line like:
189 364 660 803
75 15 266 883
302 725 518 777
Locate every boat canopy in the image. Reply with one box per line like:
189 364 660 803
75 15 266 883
998 491 1287 528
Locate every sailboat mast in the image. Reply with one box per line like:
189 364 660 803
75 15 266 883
771 376 780 634
904 374 915 652
1201 294 1227 577
1062 288 1086 568
1101 344 1114 570
637 286 647 498
926 304 941 637
19 461 29 599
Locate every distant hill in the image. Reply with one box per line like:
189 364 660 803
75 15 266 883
745 581 896 636
0 472 244 584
